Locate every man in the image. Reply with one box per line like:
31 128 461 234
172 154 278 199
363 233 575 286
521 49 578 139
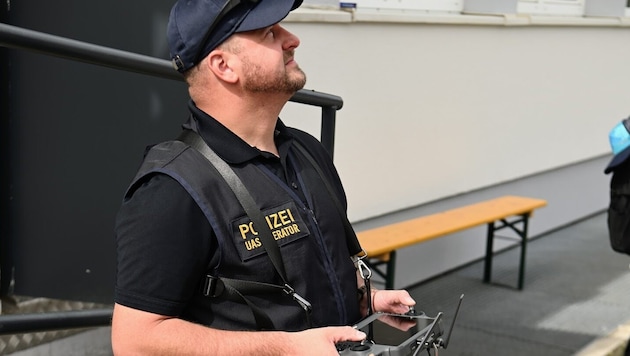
111 0 415 355
605 117 630 256
605 119 630 356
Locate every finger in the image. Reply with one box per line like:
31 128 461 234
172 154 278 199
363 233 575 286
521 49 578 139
331 326 366 342
402 293 416 306
393 291 416 306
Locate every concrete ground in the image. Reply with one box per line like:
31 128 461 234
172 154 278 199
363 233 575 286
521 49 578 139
404 212 630 356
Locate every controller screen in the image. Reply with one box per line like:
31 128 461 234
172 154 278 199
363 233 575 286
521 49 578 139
359 315 433 346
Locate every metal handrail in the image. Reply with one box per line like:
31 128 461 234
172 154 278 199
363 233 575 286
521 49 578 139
0 22 343 155
0 308 114 335
0 21 344 334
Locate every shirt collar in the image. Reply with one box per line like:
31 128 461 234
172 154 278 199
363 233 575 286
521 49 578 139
183 100 293 164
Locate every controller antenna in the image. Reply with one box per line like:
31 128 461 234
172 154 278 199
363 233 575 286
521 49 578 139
436 294 464 349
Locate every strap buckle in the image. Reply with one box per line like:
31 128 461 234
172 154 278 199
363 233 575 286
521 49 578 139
283 284 312 315
203 274 225 297
357 258 372 280
352 249 368 264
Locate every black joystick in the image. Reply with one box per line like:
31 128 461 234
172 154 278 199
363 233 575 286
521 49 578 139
337 341 373 354
350 344 371 351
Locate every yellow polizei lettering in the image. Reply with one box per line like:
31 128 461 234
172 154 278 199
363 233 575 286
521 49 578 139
278 210 292 225
265 212 283 229
264 209 297 230
248 222 258 236
238 224 250 239
265 215 274 229
272 213 282 228
286 209 295 222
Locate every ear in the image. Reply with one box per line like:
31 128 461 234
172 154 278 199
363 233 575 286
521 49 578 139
205 50 239 84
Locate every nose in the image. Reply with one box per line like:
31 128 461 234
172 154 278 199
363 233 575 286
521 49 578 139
276 24 300 50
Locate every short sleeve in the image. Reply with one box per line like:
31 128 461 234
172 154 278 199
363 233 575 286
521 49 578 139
114 173 213 316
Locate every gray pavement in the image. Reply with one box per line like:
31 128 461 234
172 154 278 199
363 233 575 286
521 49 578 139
404 212 630 356
5 212 630 355
7 328 112 356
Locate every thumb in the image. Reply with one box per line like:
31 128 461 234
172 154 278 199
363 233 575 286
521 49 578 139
393 290 416 306
330 326 366 343
402 294 416 306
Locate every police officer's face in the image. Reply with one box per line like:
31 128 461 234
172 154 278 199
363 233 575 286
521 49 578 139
233 24 306 94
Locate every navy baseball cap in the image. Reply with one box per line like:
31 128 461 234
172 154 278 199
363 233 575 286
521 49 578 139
167 0 303 73
605 117 630 174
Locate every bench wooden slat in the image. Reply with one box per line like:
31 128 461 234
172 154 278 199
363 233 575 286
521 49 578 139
357 195 548 257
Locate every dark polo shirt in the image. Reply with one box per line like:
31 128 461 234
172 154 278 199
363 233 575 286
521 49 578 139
114 101 361 330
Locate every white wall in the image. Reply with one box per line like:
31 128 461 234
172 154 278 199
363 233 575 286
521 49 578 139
279 17 629 224
352 155 612 288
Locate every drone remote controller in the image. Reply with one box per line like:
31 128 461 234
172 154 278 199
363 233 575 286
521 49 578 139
337 294 463 356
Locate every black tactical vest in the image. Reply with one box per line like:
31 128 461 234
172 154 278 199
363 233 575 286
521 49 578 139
608 158 630 255
124 136 361 331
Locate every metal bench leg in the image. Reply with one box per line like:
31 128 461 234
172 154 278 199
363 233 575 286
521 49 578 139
385 250 397 290
483 222 495 284
518 216 530 290
484 214 530 289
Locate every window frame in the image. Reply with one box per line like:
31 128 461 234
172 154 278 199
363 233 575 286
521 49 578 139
353 0 464 14
303 0 630 20
517 0 585 16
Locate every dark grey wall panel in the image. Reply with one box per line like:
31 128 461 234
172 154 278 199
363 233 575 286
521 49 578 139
5 0 188 303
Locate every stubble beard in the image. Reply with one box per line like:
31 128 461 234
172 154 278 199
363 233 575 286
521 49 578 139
242 59 307 95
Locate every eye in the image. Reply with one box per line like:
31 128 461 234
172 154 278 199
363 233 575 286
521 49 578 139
263 26 276 39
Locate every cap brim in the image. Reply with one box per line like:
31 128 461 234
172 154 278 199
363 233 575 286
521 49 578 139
236 0 302 33
605 145 630 174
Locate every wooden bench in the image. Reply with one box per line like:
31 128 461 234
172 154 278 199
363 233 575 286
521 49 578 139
357 195 548 290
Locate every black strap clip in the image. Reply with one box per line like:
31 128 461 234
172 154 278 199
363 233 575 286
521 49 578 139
203 274 225 298
283 284 312 315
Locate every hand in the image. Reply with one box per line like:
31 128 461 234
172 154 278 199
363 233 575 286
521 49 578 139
372 289 416 315
286 326 366 356
367 289 417 331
